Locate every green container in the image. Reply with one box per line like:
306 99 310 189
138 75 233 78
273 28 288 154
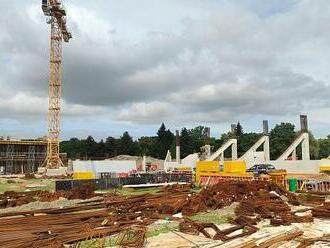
289 178 298 192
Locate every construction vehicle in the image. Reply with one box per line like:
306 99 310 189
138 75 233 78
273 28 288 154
42 0 72 169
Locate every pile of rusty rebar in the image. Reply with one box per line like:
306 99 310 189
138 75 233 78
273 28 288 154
0 181 318 248
0 184 97 209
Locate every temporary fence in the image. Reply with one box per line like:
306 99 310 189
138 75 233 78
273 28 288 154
56 172 192 191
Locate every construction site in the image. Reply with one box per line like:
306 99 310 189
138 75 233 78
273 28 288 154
1 1 330 248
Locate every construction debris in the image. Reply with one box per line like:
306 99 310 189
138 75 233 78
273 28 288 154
0 184 96 209
179 218 258 241
0 181 328 248
312 201 330 218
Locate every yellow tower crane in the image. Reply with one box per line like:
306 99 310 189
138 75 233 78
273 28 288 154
42 0 72 169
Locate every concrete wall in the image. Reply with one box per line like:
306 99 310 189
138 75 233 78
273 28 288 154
164 162 180 172
182 153 199 168
269 160 320 173
243 151 267 168
73 160 136 177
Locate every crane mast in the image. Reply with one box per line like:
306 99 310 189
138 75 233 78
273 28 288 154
42 0 72 169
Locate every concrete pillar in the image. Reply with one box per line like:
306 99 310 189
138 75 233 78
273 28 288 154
263 120 269 135
142 155 147 172
231 124 236 133
302 133 310 160
220 152 225 164
232 140 238 160
205 127 211 145
205 145 211 159
175 130 180 164
263 136 270 161
300 115 308 132
204 127 211 159
165 150 172 162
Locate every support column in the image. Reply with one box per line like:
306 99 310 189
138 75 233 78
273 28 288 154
220 152 225 164
263 136 270 161
175 130 180 164
232 140 238 160
302 133 310 160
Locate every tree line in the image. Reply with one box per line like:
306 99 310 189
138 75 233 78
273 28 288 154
60 122 330 160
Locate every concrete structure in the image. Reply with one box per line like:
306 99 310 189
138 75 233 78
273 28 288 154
0 138 47 174
240 121 270 168
176 130 180 164
240 136 270 168
207 139 238 162
110 155 164 171
277 132 310 161
270 160 319 174
182 153 199 169
165 150 172 162
164 161 180 172
73 160 136 178
277 115 310 161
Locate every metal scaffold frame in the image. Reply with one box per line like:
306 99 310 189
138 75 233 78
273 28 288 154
5 144 14 174
27 145 36 173
0 140 47 175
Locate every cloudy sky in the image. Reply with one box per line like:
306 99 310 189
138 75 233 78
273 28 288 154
1 0 330 140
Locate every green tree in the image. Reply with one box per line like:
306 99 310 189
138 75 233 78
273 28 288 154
85 136 98 159
118 131 139 156
105 136 118 157
138 136 159 157
157 123 174 159
180 128 194 158
189 126 209 152
96 139 106 158
318 135 330 159
238 133 262 157
235 122 244 138
60 137 84 159
270 123 296 160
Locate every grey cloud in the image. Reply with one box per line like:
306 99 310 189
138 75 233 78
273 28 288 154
1 0 330 137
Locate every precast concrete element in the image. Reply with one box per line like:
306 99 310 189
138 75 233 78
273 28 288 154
206 139 237 162
263 120 269 135
165 150 172 162
176 130 180 164
277 133 310 161
239 135 270 163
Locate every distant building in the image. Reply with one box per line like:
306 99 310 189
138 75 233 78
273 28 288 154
0 139 47 174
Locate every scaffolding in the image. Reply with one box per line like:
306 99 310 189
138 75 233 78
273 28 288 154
0 139 47 175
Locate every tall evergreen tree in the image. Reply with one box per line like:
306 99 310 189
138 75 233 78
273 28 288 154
85 136 98 159
235 122 244 138
156 123 174 159
180 128 194 158
105 136 118 157
118 131 137 156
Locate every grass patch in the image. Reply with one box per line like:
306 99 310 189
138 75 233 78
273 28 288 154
0 178 55 193
147 221 179 238
191 185 202 193
190 210 233 225
75 236 118 248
